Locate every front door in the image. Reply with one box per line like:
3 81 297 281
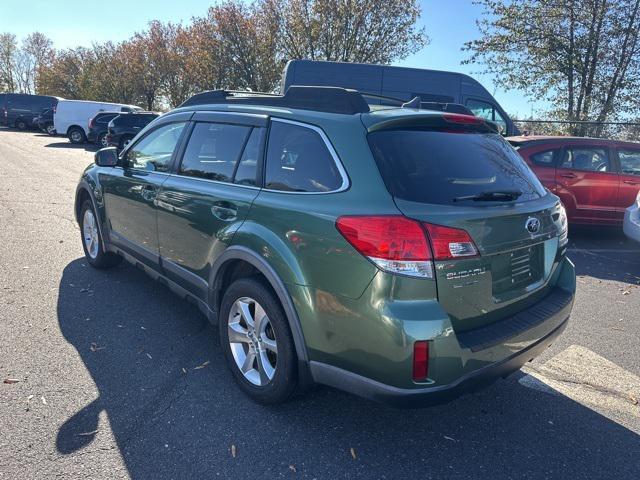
101 121 188 267
615 147 640 218
555 145 619 224
157 118 266 298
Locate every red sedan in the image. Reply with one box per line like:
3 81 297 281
508 136 640 226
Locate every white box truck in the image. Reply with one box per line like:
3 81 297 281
54 100 142 144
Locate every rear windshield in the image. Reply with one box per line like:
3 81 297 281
368 129 546 205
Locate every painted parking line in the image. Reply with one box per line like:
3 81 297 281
519 345 640 424
568 248 640 254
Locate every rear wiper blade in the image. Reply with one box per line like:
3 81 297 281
453 190 523 202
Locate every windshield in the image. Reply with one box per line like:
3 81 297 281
368 129 546 205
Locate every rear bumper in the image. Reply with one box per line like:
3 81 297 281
623 205 640 243
311 311 570 408
310 252 575 408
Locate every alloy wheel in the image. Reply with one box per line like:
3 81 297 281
83 209 99 259
227 297 278 386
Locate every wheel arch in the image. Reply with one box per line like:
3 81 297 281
209 246 310 369
67 124 87 136
75 182 106 248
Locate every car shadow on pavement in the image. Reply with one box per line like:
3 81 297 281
56 258 640 479
568 226 640 284
45 142 100 152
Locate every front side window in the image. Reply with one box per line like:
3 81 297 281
560 148 611 173
265 121 343 192
466 99 508 134
618 149 640 176
179 122 251 182
127 122 186 172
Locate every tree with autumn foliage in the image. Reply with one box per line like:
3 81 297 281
11 0 428 109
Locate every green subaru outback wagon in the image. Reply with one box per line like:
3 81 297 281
74 87 575 407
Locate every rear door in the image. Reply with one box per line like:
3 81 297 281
367 123 566 332
615 147 640 212
555 145 619 224
156 112 266 297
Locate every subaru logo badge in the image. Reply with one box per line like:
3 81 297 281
525 217 540 234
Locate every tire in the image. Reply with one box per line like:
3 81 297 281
79 200 122 269
97 132 109 148
68 127 86 144
46 124 56 135
219 277 298 404
15 119 27 130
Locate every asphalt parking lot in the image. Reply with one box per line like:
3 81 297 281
0 127 639 479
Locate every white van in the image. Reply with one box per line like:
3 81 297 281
54 100 142 143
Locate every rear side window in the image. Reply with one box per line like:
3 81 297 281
530 149 556 166
265 121 343 192
179 122 251 182
97 114 117 124
136 115 156 127
368 129 546 205
115 115 134 126
560 147 610 172
234 128 263 186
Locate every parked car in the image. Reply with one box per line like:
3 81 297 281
0 93 60 129
106 111 159 149
75 87 575 406
509 136 640 226
281 59 520 135
33 108 56 135
87 112 121 147
54 100 142 144
624 190 640 242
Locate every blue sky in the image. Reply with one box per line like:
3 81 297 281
0 0 541 117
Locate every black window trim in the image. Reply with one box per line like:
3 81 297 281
262 117 350 195
557 145 618 176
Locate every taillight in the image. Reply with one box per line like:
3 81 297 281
89 118 94 129
423 223 478 260
412 341 429 382
336 216 433 278
336 216 479 278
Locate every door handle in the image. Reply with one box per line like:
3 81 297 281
211 203 238 221
623 180 640 185
559 173 577 179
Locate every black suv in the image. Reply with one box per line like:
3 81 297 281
34 108 55 135
88 112 121 147
0 93 60 129
106 112 159 149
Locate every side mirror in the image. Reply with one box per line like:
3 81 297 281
94 147 119 167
